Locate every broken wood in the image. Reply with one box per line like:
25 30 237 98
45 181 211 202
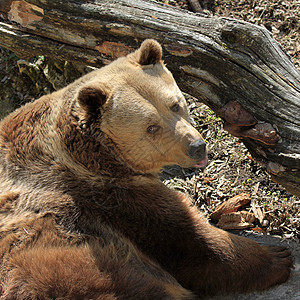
210 193 251 221
0 0 299 196
217 211 256 230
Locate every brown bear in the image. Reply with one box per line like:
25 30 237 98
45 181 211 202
0 40 292 299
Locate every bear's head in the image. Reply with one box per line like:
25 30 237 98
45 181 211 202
70 40 207 175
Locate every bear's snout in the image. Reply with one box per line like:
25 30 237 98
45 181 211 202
187 139 207 160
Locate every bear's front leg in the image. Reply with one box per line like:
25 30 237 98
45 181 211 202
93 184 293 299
173 206 293 298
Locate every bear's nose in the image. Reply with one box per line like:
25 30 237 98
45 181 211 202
187 139 207 160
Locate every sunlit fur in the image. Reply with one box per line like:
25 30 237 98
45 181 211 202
0 40 292 299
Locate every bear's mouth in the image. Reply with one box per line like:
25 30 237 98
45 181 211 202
193 156 208 168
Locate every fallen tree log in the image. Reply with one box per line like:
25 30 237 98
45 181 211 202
0 0 299 197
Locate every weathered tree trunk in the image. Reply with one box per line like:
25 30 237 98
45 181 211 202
0 0 299 197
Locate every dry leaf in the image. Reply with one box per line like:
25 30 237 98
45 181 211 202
252 227 265 233
203 177 215 183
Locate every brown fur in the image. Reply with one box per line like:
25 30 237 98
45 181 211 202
0 40 292 299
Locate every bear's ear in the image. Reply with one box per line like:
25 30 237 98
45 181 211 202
77 84 109 114
136 39 162 65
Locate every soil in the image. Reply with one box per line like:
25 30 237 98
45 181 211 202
0 0 299 238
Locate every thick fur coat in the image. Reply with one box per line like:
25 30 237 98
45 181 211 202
0 40 292 299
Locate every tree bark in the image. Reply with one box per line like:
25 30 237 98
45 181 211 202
0 0 299 197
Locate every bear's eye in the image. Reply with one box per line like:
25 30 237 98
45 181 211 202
147 125 161 134
170 103 180 113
